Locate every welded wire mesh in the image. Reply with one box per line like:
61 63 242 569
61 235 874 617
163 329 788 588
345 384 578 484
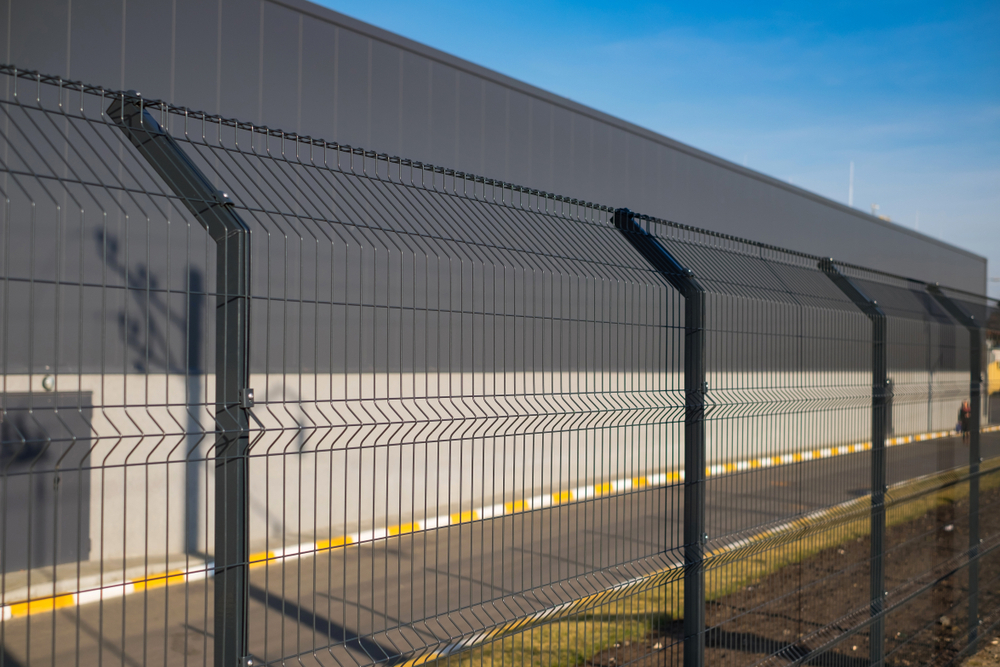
0 65 998 667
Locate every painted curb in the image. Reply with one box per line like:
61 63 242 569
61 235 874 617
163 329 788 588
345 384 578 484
3 424 996 622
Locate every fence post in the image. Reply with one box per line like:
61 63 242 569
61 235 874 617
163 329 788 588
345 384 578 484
927 284 982 653
613 209 706 667
819 259 887 666
108 95 253 667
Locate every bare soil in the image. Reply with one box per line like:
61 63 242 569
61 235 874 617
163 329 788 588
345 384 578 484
960 636 1000 666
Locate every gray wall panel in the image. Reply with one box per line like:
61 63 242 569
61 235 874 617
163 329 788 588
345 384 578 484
6 0 68 77
429 60 457 169
123 0 173 101
299 15 336 142
334 26 369 149
261 1 301 134
399 49 430 164
172 0 219 113
506 89 531 185
456 70 484 176
603 125 627 202
68 0 122 87
219 0 261 125
549 105 572 196
538 96 555 185
571 113 595 199
481 82 507 180
370 38 401 157
0 0 986 292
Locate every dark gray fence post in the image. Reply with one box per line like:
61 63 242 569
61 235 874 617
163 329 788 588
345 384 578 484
819 259 887 666
928 284 982 653
108 95 253 667
613 209 706 667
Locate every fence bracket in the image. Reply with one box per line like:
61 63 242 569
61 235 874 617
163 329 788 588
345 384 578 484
819 258 888 666
108 94 252 667
614 209 706 667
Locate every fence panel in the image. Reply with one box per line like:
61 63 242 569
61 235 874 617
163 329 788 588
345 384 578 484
637 216 879 665
0 66 998 667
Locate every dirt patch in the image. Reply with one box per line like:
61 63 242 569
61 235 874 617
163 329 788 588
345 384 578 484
961 636 1000 666
586 482 1000 667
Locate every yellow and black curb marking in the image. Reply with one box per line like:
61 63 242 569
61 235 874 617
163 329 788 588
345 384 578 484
0 566 213 621
3 425 997 622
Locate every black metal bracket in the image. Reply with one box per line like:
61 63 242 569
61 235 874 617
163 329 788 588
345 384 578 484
614 209 707 667
613 209 698 296
819 258 888 667
928 283 983 653
108 93 252 667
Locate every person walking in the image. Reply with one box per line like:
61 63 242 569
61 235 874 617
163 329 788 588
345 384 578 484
958 399 972 444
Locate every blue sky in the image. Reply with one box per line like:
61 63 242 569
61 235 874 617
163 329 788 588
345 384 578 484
317 1 1000 296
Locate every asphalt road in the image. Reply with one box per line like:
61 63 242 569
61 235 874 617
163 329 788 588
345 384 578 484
2 431 998 667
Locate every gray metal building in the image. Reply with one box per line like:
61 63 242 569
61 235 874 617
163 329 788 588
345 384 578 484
1 0 986 292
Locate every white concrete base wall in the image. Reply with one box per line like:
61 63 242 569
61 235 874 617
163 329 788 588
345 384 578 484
1 369 971 564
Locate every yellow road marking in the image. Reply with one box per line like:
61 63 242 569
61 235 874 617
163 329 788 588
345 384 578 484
132 570 186 592
504 501 528 514
9 594 75 618
248 551 273 565
388 523 419 536
316 536 353 550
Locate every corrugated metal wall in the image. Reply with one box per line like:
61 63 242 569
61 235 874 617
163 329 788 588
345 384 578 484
0 0 986 292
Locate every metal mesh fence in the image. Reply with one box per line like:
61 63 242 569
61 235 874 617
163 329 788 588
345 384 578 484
0 65 998 667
